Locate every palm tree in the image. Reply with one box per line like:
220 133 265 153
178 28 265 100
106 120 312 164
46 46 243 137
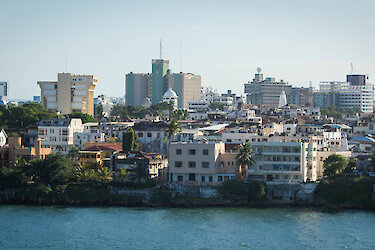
164 119 181 143
131 161 149 183
68 147 81 165
97 166 113 181
235 143 255 181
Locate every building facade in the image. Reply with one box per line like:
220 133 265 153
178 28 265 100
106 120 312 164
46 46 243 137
151 59 170 104
38 118 83 154
125 73 152 106
38 73 97 116
0 82 8 101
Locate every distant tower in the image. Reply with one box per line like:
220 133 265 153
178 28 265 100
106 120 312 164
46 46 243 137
163 88 178 110
278 87 287 108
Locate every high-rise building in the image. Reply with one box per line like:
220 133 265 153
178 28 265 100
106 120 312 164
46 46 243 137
38 73 97 116
125 73 151 106
125 59 201 109
317 81 374 113
151 59 169 104
346 74 367 86
0 82 8 100
165 72 201 109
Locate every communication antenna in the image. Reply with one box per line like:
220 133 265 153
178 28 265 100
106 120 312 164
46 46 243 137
180 40 183 72
350 62 354 74
257 67 261 74
309 81 312 88
65 51 68 72
160 39 162 59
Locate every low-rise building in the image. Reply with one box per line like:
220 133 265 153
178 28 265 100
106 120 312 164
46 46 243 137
110 151 168 182
132 121 169 155
0 137 51 168
169 142 232 186
38 118 83 154
79 143 122 168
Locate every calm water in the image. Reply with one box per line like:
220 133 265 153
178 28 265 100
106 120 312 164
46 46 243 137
0 206 374 249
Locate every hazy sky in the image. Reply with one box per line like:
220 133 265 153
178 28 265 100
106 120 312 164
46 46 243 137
1 0 374 99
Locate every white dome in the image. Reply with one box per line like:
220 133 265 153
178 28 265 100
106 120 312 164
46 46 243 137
163 88 178 98
278 89 287 108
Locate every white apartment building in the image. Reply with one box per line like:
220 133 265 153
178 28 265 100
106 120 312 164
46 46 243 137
73 132 105 149
319 81 374 113
0 129 7 147
132 122 169 155
38 118 83 154
38 73 98 116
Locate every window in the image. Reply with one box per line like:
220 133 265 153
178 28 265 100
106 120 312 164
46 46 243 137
188 149 196 155
203 149 209 155
201 176 205 182
224 176 229 181
209 176 213 182
189 173 196 181
175 161 182 168
147 133 152 138
202 162 209 168
138 133 143 137
176 149 182 155
218 176 223 182
188 162 196 168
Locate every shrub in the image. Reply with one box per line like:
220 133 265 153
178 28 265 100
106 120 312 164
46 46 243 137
219 180 247 196
149 190 172 205
248 181 267 202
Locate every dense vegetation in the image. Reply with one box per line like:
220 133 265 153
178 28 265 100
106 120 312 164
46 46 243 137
219 180 267 202
0 103 55 132
111 103 188 120
315 176 375 207
66 112 97 124
320 106 361 119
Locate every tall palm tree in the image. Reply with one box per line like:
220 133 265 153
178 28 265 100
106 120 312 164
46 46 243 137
235 143 255 181
164 119 181 143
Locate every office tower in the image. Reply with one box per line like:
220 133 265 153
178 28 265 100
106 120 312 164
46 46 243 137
38 73 97 116
125 73 152 106
151 59 169 104
164 72 201 109
0 82 8 100
318 81 373 113
346 74 367 86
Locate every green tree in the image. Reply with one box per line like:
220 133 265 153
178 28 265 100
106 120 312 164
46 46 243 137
94 104 104 120
248 181 267 202
209 102 225 111
116 169 128 182
97 166 113 181
323 154 348 177
66 112 96 124
23 154 77 185
122 127 138 151
130 161 149 183
165 119 181 143
235 143 255 180
344 157 357 174
68 147 81 165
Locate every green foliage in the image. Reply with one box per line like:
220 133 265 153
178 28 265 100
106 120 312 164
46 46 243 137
77 165 113 183
323 154 348 177
219 180 267 201
122 127 138 151
109 180 155 189
149 190 172 205
235 143 255 179
94 104 104 119
111 102 174 119
171 109 189 120
66 112 96 124
130 161 150 183
0 166 24 188
315 176 375 206
0 103 55 131
248 181 267 202
209 102 225 111
66 183 109 202
321 106 361 119
165 119 182 143
219 180 247 196
22 154 77 185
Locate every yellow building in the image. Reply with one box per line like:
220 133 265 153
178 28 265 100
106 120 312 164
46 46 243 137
79 143 122 168
38 73 97 116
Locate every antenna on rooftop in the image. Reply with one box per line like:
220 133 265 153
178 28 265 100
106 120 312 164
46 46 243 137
180 40 183 72
160 39 162 59
309 81 312 88
65 51 68 72
350 62 354 74
257 67 261 74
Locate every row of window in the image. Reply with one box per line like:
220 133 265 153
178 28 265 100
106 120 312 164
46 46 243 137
175 161 209 168
176 149 209 155
176 174 235 182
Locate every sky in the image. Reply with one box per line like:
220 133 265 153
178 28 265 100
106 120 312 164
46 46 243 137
1 0 375 99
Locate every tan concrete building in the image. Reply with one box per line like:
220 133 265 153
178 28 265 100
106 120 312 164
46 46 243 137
38 73 97 116
169 142 232 185
0 137 51 168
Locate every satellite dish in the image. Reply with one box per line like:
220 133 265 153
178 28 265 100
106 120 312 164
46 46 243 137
257 67 261 74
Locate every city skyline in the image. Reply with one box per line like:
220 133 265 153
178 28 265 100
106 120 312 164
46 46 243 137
1 0 374 99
